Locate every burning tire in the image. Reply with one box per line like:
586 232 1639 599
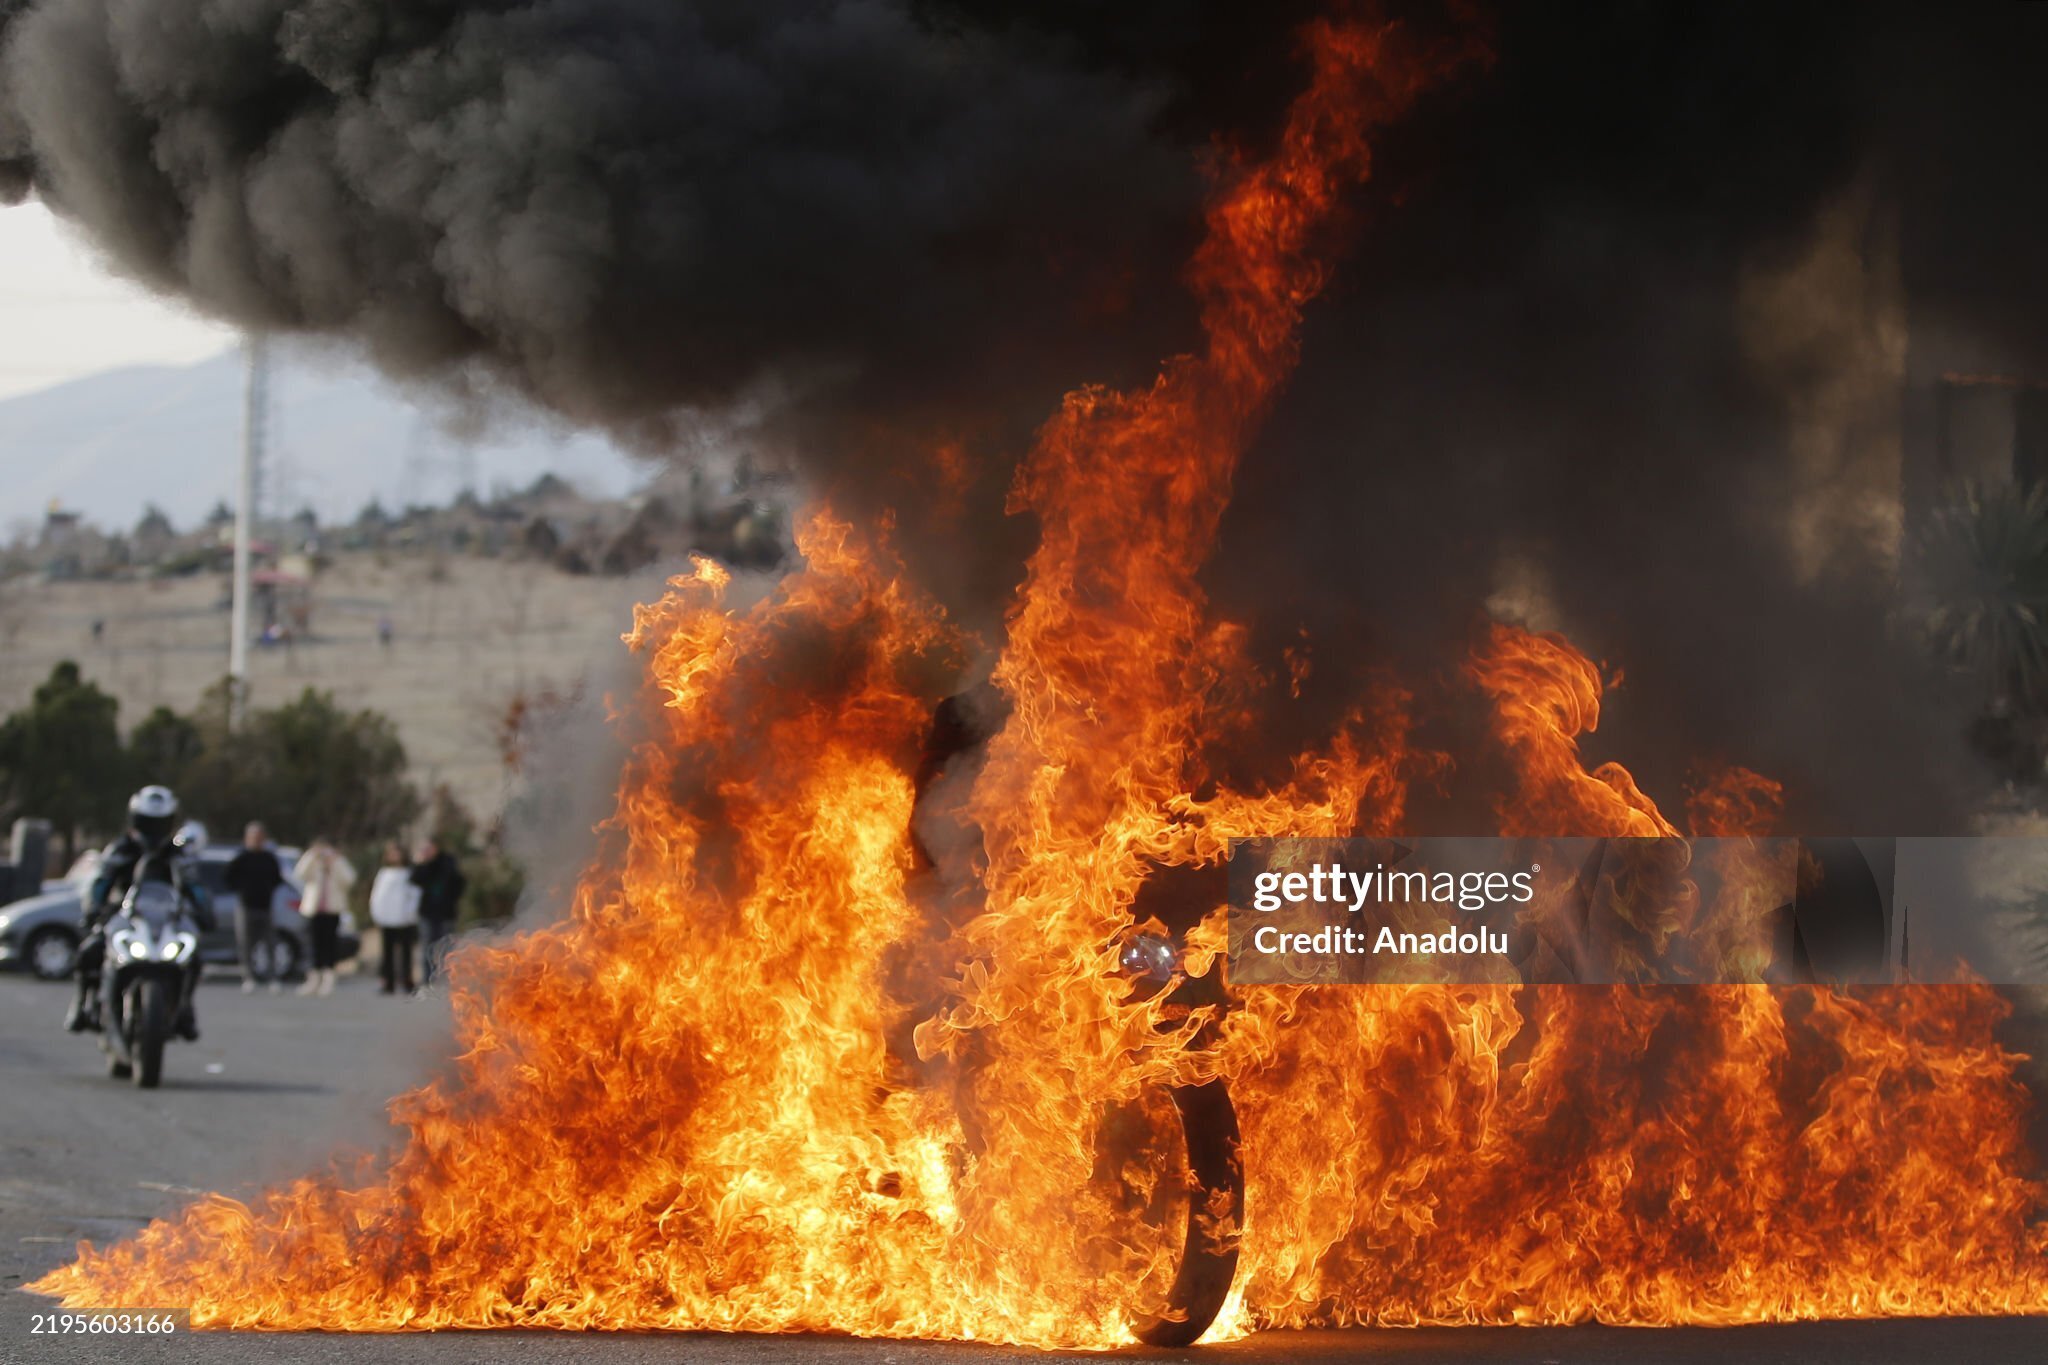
1130 1077 1243 1347
917 698 1248 1346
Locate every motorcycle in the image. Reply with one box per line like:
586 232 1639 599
1117 928 1242 1348
97 879 201 1088
911 687 1243 1347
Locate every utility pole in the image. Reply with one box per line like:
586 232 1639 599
229 334 268 722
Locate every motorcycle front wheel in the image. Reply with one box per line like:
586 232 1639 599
131 977 170 1089
1129 1078 1243 1347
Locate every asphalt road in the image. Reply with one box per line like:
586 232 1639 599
3 967 2047 1365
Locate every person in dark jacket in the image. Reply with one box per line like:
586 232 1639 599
410 838 466 985
222 822 287 993
67 786 214 1039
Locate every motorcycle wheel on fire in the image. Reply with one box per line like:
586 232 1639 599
910 689 1244 1347
1126 1077 1242 1346
1116 933 1244 1348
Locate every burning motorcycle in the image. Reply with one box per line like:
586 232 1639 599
1114 926 1242 1347
914 688 1243 1347
96 879 203 1088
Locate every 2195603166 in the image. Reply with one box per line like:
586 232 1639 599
28 1310 187 1334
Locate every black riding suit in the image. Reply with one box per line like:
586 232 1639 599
67 835 214 1038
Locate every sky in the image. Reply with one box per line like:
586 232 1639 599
0 202 235 402
0 202 643 529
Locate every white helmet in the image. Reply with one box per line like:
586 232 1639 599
128 785 180 850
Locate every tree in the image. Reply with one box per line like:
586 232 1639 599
419 782 524 927
0 665 427 862
422 782 480 856
1920 481 2048 777
128 705 205 794
1921 481 2048 713
0 661 129 849
178 688 422 848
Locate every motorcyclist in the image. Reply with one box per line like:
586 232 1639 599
65 786 215 1040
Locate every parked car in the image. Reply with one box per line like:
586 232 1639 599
0 844 359 982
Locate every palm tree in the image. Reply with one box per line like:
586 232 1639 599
1920 480 2048 718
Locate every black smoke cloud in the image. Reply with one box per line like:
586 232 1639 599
1212 2 2048 833
0 0 1209 440
8 1 2047 836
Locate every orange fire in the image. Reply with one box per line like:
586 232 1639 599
31 9 2048 1347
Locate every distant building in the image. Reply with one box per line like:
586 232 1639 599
37 505 81 553
35 505 110 580
131 505 177 564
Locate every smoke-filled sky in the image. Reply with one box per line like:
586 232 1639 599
1206 2 2048 831
0 0 1206 437
3 1 2046 830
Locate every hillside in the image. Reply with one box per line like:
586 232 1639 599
0 345 643 533
0 551 658 825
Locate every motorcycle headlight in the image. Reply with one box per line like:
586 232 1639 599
112 925 153 964
161 933 196 963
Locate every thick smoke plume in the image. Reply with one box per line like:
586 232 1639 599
1202 3 2048 834
7 1 2048 838
0 0 1199 439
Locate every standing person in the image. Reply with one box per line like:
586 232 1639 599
222 822 286 995
368 842 421 997
410 837 466 986
292 837 356 997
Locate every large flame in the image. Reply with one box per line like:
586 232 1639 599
32 10 2048 1347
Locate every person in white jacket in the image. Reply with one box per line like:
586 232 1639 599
292 837 357 996
368 841 423 996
